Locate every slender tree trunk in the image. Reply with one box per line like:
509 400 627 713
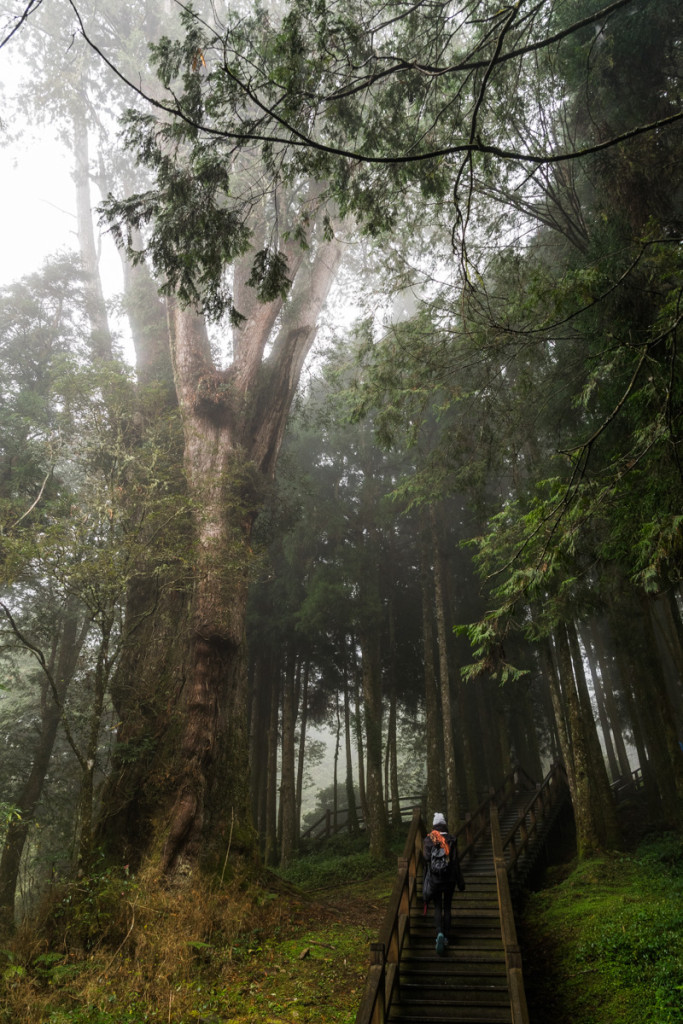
539 638 576 793
359 624 388 858
566 622 621 849
295 661 310 837
264 671 279 867
0 604 87 925
343 665 359 835
430 507 460 826
387 689 402 826
420 537 442 817
280 649 298 867
553 628 600 857
589 622 637 778
581 628 620 781
333 695 341 831
354 669 368 825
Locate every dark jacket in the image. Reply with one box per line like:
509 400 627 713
422 825 465 898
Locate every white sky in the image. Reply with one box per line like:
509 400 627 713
0 46 125 323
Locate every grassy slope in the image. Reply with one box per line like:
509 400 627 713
519 832 683 1024
0 839 397 1024
1 830 682 1023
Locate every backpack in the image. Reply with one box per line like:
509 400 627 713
423 830 450 903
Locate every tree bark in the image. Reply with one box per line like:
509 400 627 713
430 507 460 826
279 648 298 868
0 602 87 925
98 219 342 871
359 624 388 858
566 622 621 849
342 664 359 835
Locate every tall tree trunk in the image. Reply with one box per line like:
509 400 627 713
421 537 442 818
430 507 460 826
98 221 343 871
359 624 388 858
581 628 621 782
264 670 279 867
0 603 87 925
343 665 359 835
552 628 598 857
279 649 298 868
72 101 113 363
387 688 402 826
295 661 310 837
566 622 621 849
539 637 576 793
354 669 368 825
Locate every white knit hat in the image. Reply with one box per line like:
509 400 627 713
433 812 446 827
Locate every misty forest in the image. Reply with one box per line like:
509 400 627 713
0 1 682 1023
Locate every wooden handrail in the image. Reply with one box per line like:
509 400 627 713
354 764 566 1024
354 806 426 1024
454 764 537 865
491 803 530 1024
502 764 569 882
610 767 644 802
300 794 424 841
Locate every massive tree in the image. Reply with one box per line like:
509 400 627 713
4 0 680 881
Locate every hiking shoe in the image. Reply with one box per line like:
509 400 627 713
435 932 445 955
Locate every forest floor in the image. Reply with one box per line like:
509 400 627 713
0 825 682 1024
520 828 683 1024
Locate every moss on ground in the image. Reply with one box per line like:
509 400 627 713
519 832 683 1024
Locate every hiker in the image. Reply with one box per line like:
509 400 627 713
422 811 465 955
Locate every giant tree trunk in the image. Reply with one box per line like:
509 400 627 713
98 214 343 871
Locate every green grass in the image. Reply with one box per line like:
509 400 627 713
520 832 683 1024
0 833 398 1024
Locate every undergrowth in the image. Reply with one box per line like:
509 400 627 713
520 831 683 1024
3 827 681 1023
0 836 396 1024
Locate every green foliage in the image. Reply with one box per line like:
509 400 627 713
277 847 379 890
522 833 683 1024
246 247 292 302
48 862 137 951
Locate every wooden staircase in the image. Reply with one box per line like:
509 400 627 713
387 792 532 1024
355 766 570 1024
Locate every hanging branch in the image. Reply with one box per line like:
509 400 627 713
65 0 681 169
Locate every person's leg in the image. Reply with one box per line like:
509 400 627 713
433 890 444 936
443 886 454 939
434 890 446 953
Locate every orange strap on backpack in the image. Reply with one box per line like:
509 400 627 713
428 829 450 857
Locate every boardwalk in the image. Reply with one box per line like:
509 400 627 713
355 766 570 1024
389 793 532 1024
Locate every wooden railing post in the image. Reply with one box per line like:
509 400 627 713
491 803 530 1024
